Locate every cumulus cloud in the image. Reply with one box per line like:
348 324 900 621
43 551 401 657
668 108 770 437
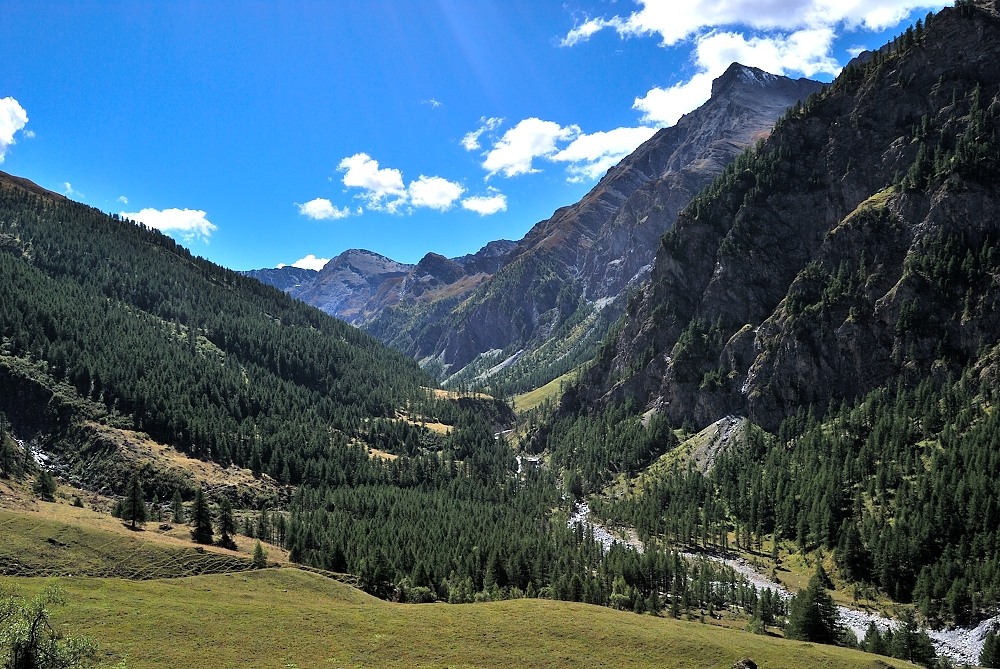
278 254 329 271
561 0 946 47
462 117 505 151
483 118 580 178
121 207 217 243
409 175 465 211
0 97 29 163
62 182 85 198
117 195 129 205
563 0 945 127
338 153 407 211
462 189 508 216
297 197 352 220
551 126 659 182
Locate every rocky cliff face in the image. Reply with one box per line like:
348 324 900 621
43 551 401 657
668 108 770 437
580 2 1000 431
407 64 822 385
291 248 413 324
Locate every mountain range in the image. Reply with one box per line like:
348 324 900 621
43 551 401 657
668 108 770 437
249 63 824 393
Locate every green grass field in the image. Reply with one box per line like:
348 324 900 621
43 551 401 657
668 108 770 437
5 570 920 669
0 507 920 669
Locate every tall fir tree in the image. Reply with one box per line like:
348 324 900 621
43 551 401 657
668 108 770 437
216 497 237 550
120 470 147 530
190 486 214 545
171 489 185 524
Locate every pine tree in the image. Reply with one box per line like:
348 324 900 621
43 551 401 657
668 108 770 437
120 470 147 530
786 565 840 645
32 470 57 502
216 497 237 550
190 486 213 544
171 489 185 523
981 629 1000 668
252 540 268 569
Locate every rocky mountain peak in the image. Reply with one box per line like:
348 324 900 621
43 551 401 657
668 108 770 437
710 63 780 97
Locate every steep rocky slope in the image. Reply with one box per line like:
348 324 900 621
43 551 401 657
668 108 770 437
397 64 823 390
580 1 1000 431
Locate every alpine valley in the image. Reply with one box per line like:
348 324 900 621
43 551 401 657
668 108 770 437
3 3 1000 669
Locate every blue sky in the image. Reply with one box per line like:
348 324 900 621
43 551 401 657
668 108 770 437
0 0 947 271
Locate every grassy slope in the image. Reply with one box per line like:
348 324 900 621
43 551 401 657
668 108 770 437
6 570 919 669
513 370 577 414
0 507 917 669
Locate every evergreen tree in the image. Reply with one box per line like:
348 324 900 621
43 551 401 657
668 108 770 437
32 470 57 502
786 566 840 645
889 610 936 668
190 486 213 545
216 497 237 550
171 489 184 524
252 540 268 569
981 629 1000 668
120 470 147 530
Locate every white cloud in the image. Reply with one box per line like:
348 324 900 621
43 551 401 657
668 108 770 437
278 254 329 271
562 0 947 47
462 190 508 216
564 0 945 127
297 197 352 220
560 18 611 47
461 117 504 151
423 98 444 109
62 182 85 198
0 97 29 163
121 207 217 243
338 153 407 211
551 126 659 182
117 195 129 204
483 118 580 178
409 175 465 211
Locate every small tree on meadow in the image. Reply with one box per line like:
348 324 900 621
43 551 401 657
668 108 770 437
190 486 213 545
252 540 268 569
120 470 147 530
216 497 237 550
33 470 57 502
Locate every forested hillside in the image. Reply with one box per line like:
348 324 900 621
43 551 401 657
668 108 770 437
547 0 1000 628
0 171 436 484
0 170 760 613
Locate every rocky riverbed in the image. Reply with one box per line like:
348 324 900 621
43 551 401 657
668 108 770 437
568 501 998 664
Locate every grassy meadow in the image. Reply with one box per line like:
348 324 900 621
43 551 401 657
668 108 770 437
0 504 922 669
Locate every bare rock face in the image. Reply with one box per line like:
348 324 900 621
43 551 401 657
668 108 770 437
407 64 822 379
581 3 1000 431
292 249 413 324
